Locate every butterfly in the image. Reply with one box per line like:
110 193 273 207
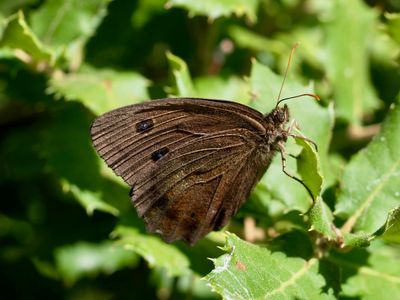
90 96 317 245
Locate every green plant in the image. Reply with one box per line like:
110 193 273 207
0 0 399 299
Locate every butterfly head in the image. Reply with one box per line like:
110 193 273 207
265 104 290 127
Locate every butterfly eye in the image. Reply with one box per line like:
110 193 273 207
136 119 154 133
274 110 286 123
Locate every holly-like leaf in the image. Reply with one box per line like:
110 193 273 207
336 102 400 235
55 240 139 285
112 226 190 277
166 0 258 23
205 233 328 299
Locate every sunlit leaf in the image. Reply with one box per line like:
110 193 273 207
48 66 150 115
166 51 196 97
30 0 111 69
336 102 400 235
205 233 328 299
295 135 323 199
0 11 53 66
194 75 249 104
62 181 119 216
378 206 400 244
112 226 190 277
309 197 337 240
55 240 139 284
166 0 258 23
325 0 379 124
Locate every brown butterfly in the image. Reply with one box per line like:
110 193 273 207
90 94 317 245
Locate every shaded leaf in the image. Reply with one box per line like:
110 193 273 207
336 102 400 235
48 66 150 115
205 233 327 299
55 240 139 284
329 243 400 299
112 226 190 277
40 102 131 215
325 0 379 124
166 0 258 23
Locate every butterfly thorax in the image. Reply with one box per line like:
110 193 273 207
262 104 290 148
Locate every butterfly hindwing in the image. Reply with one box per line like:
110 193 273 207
91 98 271 244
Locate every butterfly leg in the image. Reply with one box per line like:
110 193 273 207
278 143 315 201
286 119 318 152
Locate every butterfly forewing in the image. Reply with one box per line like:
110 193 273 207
91 98 273 244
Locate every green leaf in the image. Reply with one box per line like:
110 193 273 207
295 135 323 199
379 206 400 244
228 25 286 55
329 243 400 299
325 0 379 124
55 240 139 284
48 66 150 115
0 0 38 16
30 0 111 69
166 51 196 97
335 102 400 235
309 197 337 240
131 0 166 28
194 75 249 104
166 0 258 23
112 226 190 277
342 232 371 249
385 13 400 45
40 102 131 215
62 180 119 216
0 11 53 66
205 233 328 299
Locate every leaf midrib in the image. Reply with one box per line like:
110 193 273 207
341 157 400 234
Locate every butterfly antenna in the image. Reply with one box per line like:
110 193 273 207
275 43 320 107
276 43 300 105
276 93 320 107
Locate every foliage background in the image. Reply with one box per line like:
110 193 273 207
1 0 400 299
